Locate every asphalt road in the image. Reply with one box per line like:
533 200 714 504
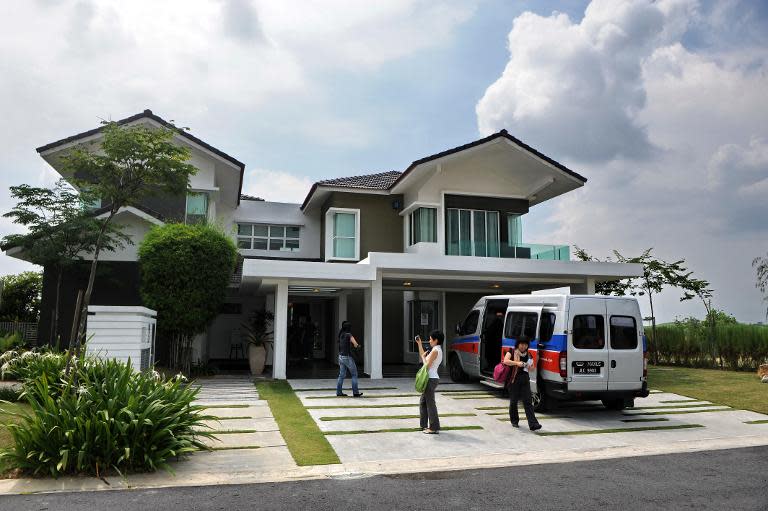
2 446 767 511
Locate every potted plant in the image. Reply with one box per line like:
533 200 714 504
242 309 274 375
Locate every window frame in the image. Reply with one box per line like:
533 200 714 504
446 207 500 257
185 191 209 225
236 223 301 252
324 207 360 261
409 207 438 245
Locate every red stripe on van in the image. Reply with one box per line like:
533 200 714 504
538 349 561 373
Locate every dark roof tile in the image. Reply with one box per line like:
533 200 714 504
317 170 402 190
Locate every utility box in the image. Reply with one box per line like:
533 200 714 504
86 306 157 371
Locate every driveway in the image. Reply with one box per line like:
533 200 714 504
290 378 768 464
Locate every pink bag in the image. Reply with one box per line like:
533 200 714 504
493 362 510 384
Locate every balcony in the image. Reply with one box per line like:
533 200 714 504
500 243 570 261
447 242 570 261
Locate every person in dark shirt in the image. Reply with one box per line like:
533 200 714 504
502 336 541 431
336 321 363 397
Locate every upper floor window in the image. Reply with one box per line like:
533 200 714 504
186 192 208 224
446 208 500 257
409 207 437 245
237 224 300 251
507 214 522 246
325 208 360 261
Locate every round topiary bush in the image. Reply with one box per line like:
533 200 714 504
0 353 214 477
138 223 237 372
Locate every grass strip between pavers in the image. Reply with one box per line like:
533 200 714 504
623 408 732 416
536 424 704 436
306 403 418 410
744 420 768 424
324 425 483 435
475 406 508 410
292 387 398 392
437 389 496 394
319 413 476 421
203 404 253 409
256 380 340 466
203 429 258 434
658 399 702 404
495 416 569 422
212 416 253 420
628 403 718 410
305 393 419 399
451 395 504 400
620 418 670 423
208 445 261 451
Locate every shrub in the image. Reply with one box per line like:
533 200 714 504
648 323 768 370
0 332 24 353
0 354 215 477
0 349 67 385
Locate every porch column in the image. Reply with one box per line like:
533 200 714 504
364 274 383 379
273 280 289 379
334 292 348 363
586 278 596 295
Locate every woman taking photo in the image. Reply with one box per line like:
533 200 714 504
414 330 444 434
503 336 542 431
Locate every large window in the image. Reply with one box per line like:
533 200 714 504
504 311 538 340
407 300 439 354
459 310 480 336
325 208 360 260
185 192 208 224
409 207 437 245
507 214 522 246
610 316 638 350
446 208 500 257
572 315 605 350
237 224 300 251
539 312 556 342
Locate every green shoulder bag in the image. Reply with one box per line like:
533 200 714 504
415 364 429 393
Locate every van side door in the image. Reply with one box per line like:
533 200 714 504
606 299 644 391
567 297 609 392
502 306 542 394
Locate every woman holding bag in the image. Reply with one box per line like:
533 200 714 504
415 330 444 434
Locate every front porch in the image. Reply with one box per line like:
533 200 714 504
200 252 641 380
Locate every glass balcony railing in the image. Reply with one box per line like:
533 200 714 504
500 243 570 261
445 242 570 260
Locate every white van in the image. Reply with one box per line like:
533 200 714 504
447 294 649 411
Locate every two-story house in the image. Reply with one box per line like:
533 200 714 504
6 110 642 379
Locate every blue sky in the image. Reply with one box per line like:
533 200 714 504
0 0 766 323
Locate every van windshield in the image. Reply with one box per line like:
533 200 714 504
504 312 538 339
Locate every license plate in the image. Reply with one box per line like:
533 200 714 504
573 361 604 374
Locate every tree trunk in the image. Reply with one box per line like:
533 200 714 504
72 211 115 357
53 267 62 347
648 291 658 365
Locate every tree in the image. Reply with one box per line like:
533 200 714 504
2 179 128 344
61 121 197 355
575 246 710 362
138 223 237 373
754 253 768 319
573 246 634 295
0 272 42 323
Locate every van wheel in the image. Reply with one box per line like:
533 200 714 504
533 388 549 413
602 398 626 410
449 355 468 383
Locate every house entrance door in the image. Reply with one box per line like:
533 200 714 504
404 296 440 364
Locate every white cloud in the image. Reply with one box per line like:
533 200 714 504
476 0 697 162
241 168 313 204
479 0 768 322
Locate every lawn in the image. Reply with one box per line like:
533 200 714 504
648 366 768 415
255 380 340 466
0 401 30 474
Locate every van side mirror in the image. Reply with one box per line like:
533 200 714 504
455 322 462 335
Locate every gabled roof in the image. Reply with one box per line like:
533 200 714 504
300 130 586 210
389 129 586 189
240 194 265 202
300 171 401 210
36 109 247 205
317 170 401 190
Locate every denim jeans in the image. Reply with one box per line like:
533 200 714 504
336 354 359 395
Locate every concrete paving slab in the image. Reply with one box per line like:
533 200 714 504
201 417 280 432
203 430 287 449
207 406 274 419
